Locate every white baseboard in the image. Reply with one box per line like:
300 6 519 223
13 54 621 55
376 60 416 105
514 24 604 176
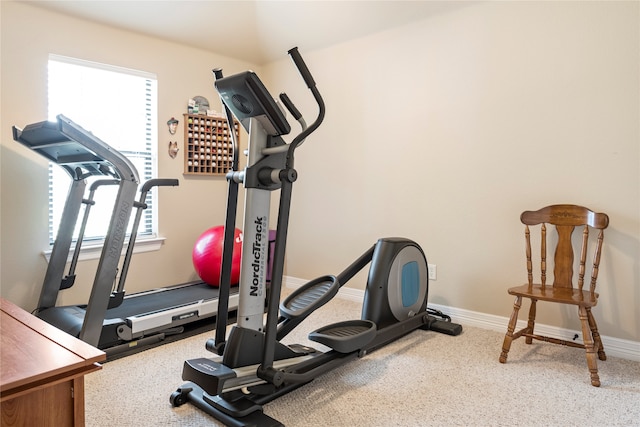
284 275 640 362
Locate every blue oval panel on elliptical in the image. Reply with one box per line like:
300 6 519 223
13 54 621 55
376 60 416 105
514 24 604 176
401 261 420 307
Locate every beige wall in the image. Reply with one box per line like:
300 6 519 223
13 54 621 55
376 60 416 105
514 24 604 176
263 1 639 341
1 1 638 343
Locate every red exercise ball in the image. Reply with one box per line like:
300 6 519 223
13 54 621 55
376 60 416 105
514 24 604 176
192 226 243 287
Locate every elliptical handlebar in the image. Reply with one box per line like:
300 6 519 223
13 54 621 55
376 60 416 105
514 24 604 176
278 93 302 121
212 67 240 173
285 47 325 166
210 66 244 353
288 47 316 89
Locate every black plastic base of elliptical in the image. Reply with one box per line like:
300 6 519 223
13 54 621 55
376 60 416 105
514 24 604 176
430 319 463 336
172 382 283 427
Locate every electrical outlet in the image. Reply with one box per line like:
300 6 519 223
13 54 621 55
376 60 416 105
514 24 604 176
428 264 437 281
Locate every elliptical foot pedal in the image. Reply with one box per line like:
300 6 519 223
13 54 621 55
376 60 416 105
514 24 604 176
280 275 339 320
309 320 376 353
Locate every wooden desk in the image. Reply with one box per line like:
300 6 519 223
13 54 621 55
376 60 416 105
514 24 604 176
1 298 105 426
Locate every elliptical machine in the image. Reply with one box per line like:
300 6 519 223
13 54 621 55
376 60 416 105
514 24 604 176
171 47 461 426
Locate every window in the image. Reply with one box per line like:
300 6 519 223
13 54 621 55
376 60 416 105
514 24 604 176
47 55 158 248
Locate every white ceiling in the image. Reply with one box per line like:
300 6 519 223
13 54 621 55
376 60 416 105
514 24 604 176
23 0 473 65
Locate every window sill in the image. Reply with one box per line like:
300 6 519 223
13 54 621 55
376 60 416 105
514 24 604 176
42 236 166 263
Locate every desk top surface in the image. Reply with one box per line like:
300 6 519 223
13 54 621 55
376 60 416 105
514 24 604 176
0 298 106 399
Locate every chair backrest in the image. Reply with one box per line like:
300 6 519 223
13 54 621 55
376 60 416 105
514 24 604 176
520 204 609 293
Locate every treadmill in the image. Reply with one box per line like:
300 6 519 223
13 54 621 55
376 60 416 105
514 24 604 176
13 115 240 356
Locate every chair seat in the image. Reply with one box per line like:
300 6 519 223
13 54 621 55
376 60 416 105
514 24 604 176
507 284 598 307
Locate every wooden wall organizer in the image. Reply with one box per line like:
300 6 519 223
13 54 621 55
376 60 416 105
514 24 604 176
184 113 239 175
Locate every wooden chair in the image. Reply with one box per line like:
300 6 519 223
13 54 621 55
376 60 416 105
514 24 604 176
499 204 609 387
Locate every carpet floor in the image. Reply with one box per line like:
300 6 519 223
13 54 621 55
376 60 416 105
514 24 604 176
85 297 640 426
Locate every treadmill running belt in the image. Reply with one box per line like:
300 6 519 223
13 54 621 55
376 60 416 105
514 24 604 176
105 282 235 319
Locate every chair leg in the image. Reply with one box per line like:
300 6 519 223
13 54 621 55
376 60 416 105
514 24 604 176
579 306 601 387
525 299 537 344
586 308 606 361
500 296 522 363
